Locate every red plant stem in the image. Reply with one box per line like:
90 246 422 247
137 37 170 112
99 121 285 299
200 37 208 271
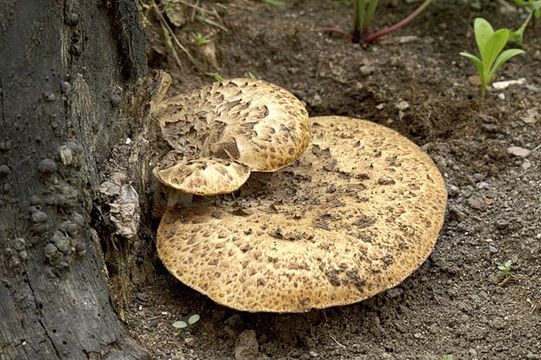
363 0 433 44
316 27 352 38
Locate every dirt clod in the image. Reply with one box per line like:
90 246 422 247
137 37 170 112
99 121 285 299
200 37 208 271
234 330 259 360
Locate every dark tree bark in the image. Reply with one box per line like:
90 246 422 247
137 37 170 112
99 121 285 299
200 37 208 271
0 0 151 359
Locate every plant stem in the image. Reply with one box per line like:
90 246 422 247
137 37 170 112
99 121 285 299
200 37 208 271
480 77 487 97
352 0 363 43
363 0 433 44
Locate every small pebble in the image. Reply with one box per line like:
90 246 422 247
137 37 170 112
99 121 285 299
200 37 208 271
522 160 532 170
447 183 459 197
360 64 376 75
31 211 48 223
396 100 410 111
521 108 538 124
468 196 487 210
507 146 531 158
135 292 149 302
477 182 489 189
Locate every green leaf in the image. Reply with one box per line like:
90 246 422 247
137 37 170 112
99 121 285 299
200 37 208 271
482 29 510 72
173 321 188 329
187 314 200 325
459 52 484 76
474 18 494 61
488 48 525 81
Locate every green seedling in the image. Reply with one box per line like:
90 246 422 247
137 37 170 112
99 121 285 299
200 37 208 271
497 260 513 276
459 18 525 97
441 355 454 360
510 0 541 45
173 314 200 329
192 32 209 46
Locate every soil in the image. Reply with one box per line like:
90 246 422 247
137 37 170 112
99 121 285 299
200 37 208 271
124 1 541 359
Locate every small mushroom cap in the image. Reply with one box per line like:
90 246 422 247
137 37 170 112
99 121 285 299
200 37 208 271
153 78 310 172
153 155 250 196
157 116 447 312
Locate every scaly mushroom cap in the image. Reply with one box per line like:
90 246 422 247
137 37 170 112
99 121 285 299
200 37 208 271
153 156 250 196
157 116 447 312
153 78 310 172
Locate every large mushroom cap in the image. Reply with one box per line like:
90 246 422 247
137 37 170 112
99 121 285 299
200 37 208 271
157 116 447 312
153 78 310 173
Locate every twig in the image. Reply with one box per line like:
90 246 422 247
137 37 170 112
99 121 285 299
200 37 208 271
190 0 199 21
160 23 184 71
198 14 228 32
329 334 347 349
153 1 197 65
175 0 208 13
176 0 228 31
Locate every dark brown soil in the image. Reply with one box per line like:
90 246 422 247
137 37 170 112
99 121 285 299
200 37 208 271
125 1 541 359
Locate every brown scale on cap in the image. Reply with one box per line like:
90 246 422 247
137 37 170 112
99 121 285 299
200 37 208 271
152 75 310 195
157 116 447 312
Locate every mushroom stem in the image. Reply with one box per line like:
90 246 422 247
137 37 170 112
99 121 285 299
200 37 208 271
167 190 194 208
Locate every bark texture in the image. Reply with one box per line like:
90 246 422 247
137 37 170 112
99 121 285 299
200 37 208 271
0 0 150 359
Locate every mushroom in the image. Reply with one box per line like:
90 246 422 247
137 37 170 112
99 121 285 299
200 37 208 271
157 116 447 312
152 75 311 196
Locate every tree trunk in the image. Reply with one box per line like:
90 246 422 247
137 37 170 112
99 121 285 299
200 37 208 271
0 0 151 359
